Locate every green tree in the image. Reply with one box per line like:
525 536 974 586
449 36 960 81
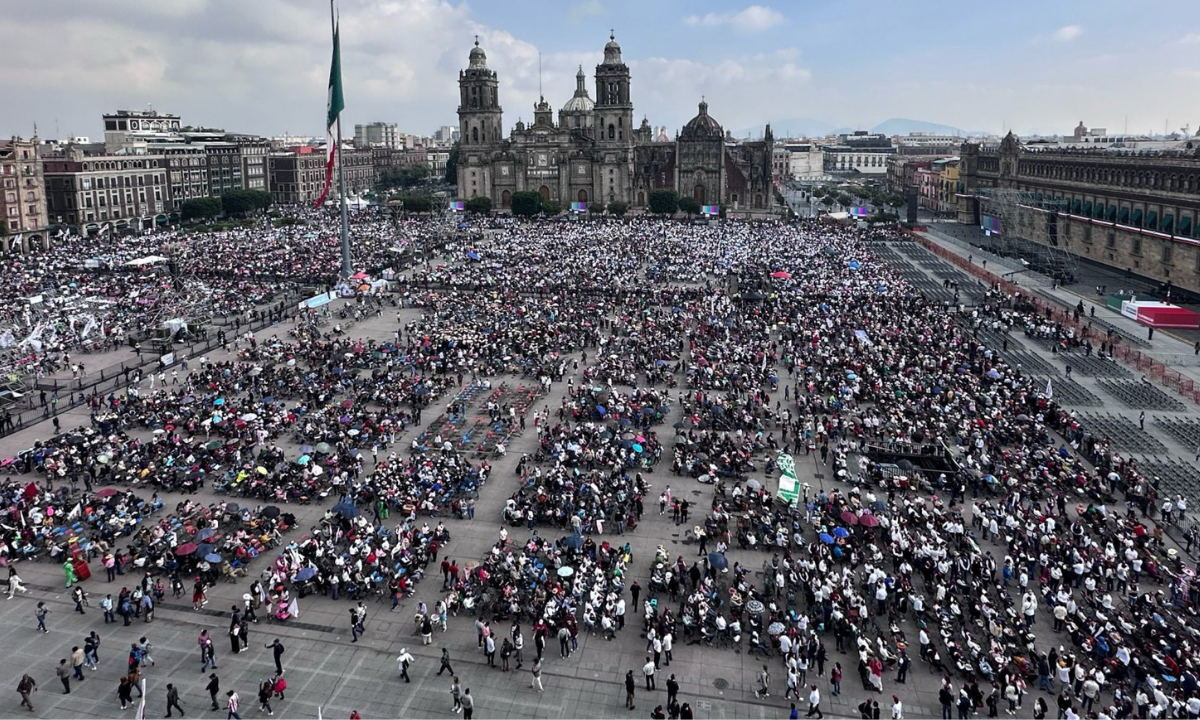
541 199 562 216
464 196 492 214
648 189 679 215
182 196 222 222
221 189 257 217
444 144 459 185
606 200 628 216
400 196 432 213
511 191 543 217
377 165 429 191
250 189 273 212
677 196 701 215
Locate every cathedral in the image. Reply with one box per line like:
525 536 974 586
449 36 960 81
456 34 776 214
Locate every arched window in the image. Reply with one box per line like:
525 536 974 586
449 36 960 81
577 189 588 202
501 190 511 208
608 124 615 139
539 185 550 201
637 191 645 206
471 126 479 143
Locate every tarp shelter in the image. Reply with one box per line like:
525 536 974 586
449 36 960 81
125 255 169 267
776 451 800 505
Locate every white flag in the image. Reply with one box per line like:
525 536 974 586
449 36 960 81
1045 379 1053 399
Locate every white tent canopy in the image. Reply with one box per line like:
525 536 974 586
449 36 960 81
125 255 169 267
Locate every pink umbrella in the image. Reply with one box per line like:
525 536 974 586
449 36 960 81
859 514 881 528
770 271 792 279
840 510 859 526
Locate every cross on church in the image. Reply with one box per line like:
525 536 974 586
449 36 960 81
474 34 479 46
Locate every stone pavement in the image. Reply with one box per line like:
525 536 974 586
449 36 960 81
0 287 1016 720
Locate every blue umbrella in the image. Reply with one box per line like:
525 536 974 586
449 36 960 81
299 445 315 454
707 552 728 571
833 527 850 538
332 502 359 518
562 533 583 550
595 405 607 415
848 261 861 271
204 553 222 563
819 533 835 544
294 567 317 582
632 443 644 453
467 251 480 261
213 398 225 406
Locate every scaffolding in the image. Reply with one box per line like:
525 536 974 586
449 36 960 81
975 188 1081 284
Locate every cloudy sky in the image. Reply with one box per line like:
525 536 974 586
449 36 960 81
2 0 1198 141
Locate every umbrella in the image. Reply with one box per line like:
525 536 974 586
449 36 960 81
869 500 888 513
261 505 281 519
240 413 257 422
746 599 765 614
746 479 762 492
315 442 333 455
205 440 223 451
204 553 222 563
860 514 881 528
707 552 728 571
848 261 862 271
97 454 110 464
767 621 786 635
297 455 311 465
225 502 240 513
635 435 646 443
213 398 225 406
595 405 607 415
557 566 574 578
95 487 118 498
563 533 583 550
770 271 792 279
818 532 835 544
332 502 359 518
256 466 268 475
295 567 318 582
833 526 850 538
840 510 859 525
299 445 315 454
196 528 215 541
672 420 692 430
632 443 644 453
174 542 198 556
195 544 215 557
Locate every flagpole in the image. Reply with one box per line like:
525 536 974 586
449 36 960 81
332 0 351 278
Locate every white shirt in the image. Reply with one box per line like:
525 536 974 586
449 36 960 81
809 688 821 707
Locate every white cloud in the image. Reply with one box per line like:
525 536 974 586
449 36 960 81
1052 25 1083 41
683 6 785 33
567 0 605 24
1181 33 1200 44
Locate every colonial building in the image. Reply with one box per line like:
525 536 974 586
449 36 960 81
456 36 775 214
958 132 1200 293
267 148 327 205
0 136 49 248
42 145 170 233
822 131 895 175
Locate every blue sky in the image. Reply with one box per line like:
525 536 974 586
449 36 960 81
1 0 1198 140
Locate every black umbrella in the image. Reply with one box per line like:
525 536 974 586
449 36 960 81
261 505 281 519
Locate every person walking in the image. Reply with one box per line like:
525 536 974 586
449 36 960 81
71 646 86 680
100 594 115 623
460 688 474 720
206 674 221 711
397 648 415 683
271 675 286 701
437 648 454 676
35 602 49 633
806 685 823 718
531 657 544 693
625 670 637 711
450 677 462 713
225 690 241 720
485 633 496 667
56 659 71 694
265 639 285 675
138 636 155 667
666 675 679 707
7 568 29 598
350 605 366 643
72 586 87 614
84 634 100 671
117 676 133 709
257 680 274 715
17 673 36 712
165 683 185 717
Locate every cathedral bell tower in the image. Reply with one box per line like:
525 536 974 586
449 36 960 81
594 32 632 146
457 37 502 148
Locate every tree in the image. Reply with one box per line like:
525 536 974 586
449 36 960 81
444 143 459 185
464 196 492 214
541 199 561 216
677 196 701 215
249 189 272 212
511 191 543 217
648 189 679 215
606 200 628 216
377 165 429 191
221 189 257 217
182 196 222 222
399 196 432 213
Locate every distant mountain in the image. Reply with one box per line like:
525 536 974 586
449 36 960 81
736 117 838 139
870 118 979 137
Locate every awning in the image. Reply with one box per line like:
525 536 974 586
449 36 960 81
1106 205 1117 221
1095 203 1107 219
1161 214 1174 233
1146 211 1158 228
1072 199 1082 214
1131 208 1143 226
1179 216 1193 237
1083 201 1093 216
1117 207 1130 224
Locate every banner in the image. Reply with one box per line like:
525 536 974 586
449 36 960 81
776 451 800 504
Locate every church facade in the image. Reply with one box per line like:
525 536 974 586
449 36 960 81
456 35 775 214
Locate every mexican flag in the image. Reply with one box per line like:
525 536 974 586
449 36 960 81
776 451 800 505
315 22 345 208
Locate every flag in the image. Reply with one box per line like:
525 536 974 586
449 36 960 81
315 22 345 208
135 678 146 719
1045 378 1053 399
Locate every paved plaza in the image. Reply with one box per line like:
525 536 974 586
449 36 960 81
1 228 1197 720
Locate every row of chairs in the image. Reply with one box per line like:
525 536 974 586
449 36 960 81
1129 455 1200 510
1096 379 1187 412
1058 351 1131 378
1077 412 1168 454
1030 376 1102 407
1151 416 1200 451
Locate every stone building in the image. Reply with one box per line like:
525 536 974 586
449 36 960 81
0 136 49 249
268 148 327 205
958 132 1200 293
456 35 775 214
42 145 170 234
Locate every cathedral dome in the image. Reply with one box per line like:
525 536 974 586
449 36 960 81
680 99 723 140
603 32 622 64
468 39 488 69
562 66 595 113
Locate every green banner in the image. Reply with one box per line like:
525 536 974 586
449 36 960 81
777 451 800 504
